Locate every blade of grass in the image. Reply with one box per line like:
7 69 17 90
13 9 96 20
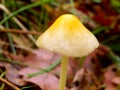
7 33 16 54
0 0 53 25
92 0 102 3
27 58 61 78
5 23 16 54
70 0 76 15
0 62 6 90
2 0 16 54
0 71 6 78
43 11 49 30
21 85 37 90
0 57 28 66
0 0 53 44
108 51 120 70
92 26 110 35
0 83 5 90
107 44 120 51
39 5 46 32
0 55 57 70
102 35 119 44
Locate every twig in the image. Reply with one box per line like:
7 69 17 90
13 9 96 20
0 29 42 35
0 77 21 90
0 26 34 52
0 40 33 52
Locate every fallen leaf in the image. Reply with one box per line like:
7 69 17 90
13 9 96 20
104 65 117 90
2 50 25 62
83 44 110 75
19 49 77 89
23 49 61 69
19 68 59 90
70 68 98 90
112 77 120 85
0 62 26 86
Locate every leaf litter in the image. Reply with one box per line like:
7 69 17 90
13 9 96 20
0 0 120 90
0 44 119 90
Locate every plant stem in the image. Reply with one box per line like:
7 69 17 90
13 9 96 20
59 56 68 90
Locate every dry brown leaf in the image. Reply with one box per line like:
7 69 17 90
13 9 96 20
22 49 61 69
19 68 59 90
18 49 77 89
18 49 60 89
83 44 110 75
112 77 120 85
0 48 80 89
70 68 98 90
0 49 61 88
0 62 26 86
104 66 117 90
2 50 25 62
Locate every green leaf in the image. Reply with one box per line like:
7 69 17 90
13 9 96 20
92 0 102 3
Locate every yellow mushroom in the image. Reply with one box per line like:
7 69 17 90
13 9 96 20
36 14 99 90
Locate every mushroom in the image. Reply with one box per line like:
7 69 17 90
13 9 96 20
36 14 99 90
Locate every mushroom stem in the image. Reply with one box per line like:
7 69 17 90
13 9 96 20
59 56 68 90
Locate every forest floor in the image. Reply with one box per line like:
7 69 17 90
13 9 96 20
0 0 120 90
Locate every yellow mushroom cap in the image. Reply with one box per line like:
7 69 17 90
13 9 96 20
36 14 99 57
